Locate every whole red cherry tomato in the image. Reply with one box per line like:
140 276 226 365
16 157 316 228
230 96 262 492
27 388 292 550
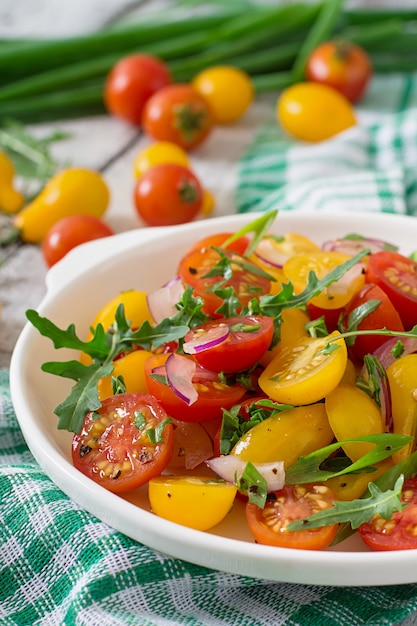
142 84 213 151
306 40 373 103
42 215 114 267
133 163 203 227
104 54 172 125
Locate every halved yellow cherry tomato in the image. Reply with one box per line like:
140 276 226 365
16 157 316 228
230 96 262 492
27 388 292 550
148 476 237 530
98 348 153 400
386 354 417 464
325 384 384 462
232 403 333 468
133 141 189 179
251 233 321 294
81 289 153 365
260 307 310 366
283 250 365 310
277 82 356 142
258 331 347 405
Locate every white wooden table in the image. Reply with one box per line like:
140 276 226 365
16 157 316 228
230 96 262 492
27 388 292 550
1 2 417 624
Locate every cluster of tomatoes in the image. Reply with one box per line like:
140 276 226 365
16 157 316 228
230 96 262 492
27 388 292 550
103 54 254 227
63 218 417 552
278 40 373 142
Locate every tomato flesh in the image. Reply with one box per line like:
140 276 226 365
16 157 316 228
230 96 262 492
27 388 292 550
178 246 271 318
246 483 338 550
72 393 174 493
359 477 417 551
366 250 417 330
184 315 273 373
144 353 246 422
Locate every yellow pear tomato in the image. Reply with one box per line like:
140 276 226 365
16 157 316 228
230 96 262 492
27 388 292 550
148 476 237 530
232 403 333 468
325 384 384 461
277 82 356 142
386 354 417 464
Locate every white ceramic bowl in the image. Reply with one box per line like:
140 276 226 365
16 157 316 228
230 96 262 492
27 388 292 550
10 211 417 586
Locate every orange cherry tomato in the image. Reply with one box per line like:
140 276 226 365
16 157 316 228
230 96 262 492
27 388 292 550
306 40 373 103
246 483 338 550
142 83 213 151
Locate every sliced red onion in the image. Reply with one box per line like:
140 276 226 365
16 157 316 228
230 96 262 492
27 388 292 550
360 359 392 432
326 262 364 297
206 455 285 492
254 238 287 269
193 364 220 383
183 324 229 354
372 337 417 370
322 237 397 256
146 278 184 323
151 364 166 376
165 353 198 405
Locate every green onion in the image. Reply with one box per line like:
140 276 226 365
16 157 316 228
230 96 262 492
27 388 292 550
0 2 415 125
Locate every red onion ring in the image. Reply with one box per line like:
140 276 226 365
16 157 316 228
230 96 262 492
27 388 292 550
254 238 287 269
183 324 229 354
165 353 198 405
322 237 397 255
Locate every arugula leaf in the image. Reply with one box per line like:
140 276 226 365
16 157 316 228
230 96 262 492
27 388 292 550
285 433 412 484
331 448 417 545
50 361 113 432
357 354 387 409
237 461 268 508
222 209 278 258
340 299 381 346
287 475 405 531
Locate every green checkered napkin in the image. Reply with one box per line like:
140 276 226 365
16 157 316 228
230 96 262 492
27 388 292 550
236 73 417 216
2 367 417 626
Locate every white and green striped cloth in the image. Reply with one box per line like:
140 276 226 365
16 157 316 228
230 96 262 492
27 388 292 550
2 368 417 626
236 74 417 216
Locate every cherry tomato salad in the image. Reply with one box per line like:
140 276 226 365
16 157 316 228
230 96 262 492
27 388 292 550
28 210 417 551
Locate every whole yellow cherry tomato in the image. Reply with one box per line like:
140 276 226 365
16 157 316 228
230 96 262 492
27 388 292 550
283 251 365 310
148 476 237 530
386 354 417 464
192 65 254 124
200 188 216 215
277 82 356 142
325 384 384 462
260 307 310 366
0 151 25 214
258 331 347 405
326 458 393 501
14 168 110 243
133 141 189 179
232 403 333 467
98 348 153 400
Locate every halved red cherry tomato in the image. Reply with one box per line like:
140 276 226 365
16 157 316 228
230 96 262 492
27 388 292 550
306 40 373 103
142 83 213 151
144 353 246 422
246 483 338 550
358 477 417 551
184 315 273 373
178 246 271 318
134 164 203 227
104 54 172 125
366 250 417 330
185 232 249 256
343 283 404 360
72 393 174 493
